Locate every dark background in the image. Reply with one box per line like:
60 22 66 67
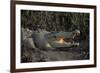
21 10 89 40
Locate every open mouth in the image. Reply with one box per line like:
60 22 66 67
46 30 80 48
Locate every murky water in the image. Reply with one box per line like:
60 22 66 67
21 41 89 63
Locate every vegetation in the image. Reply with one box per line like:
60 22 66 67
21 10 89 40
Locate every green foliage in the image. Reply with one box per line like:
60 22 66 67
21 10 89 40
